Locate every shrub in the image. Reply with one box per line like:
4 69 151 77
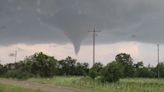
101 61 123 82
3 70 33 80
89 69 98 79
89 63 103 79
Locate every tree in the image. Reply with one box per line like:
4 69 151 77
75 62 89 76
135 67 155 78
134 61 144 69
101 61 123 82
115 53 134 77
30 52 58 77
58 56 77 75
156 62 164 78
133 61 156 78
89 62 103 79
0 64 4 76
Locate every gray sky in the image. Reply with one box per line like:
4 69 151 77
0 0 164 65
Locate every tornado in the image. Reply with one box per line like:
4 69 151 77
37 0 96 54
1 0 164 54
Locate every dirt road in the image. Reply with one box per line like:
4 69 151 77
0 79 84 92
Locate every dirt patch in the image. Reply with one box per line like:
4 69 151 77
0 79 84 92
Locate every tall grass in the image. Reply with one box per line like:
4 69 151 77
29 77 164 92
0 83 42 92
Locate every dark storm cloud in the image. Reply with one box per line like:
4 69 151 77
0 0 164 53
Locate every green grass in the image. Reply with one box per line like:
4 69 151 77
0 83 42 92
28 76 164 92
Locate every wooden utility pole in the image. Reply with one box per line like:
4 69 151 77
15 50 17 63
157 44 160 79
89 28 100 66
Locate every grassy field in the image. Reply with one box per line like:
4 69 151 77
0 83 42 92
28 76 164 92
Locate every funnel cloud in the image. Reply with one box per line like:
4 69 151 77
0 0 164 54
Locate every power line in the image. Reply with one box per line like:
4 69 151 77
89 28 101 66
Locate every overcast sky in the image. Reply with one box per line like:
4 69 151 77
0 0 164 66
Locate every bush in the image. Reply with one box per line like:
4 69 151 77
0 64 4 76
135 67 155 78
89 63 103 79
95 76 104 82
89 69 98 79
30 52 58 78
3 70 33 80
101 61 123 83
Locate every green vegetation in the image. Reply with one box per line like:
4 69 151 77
0 52 164 92
0 52 89 79
89 62 103 79
28 77 164 92
0 52 164 83
101 61 123 82
0 83 42 92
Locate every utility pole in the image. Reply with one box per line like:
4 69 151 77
14 50 17 63
9 49 18 63
89 28 100 66
157 44 160 79
0 57 1 64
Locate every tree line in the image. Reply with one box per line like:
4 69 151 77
0 52 164 82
